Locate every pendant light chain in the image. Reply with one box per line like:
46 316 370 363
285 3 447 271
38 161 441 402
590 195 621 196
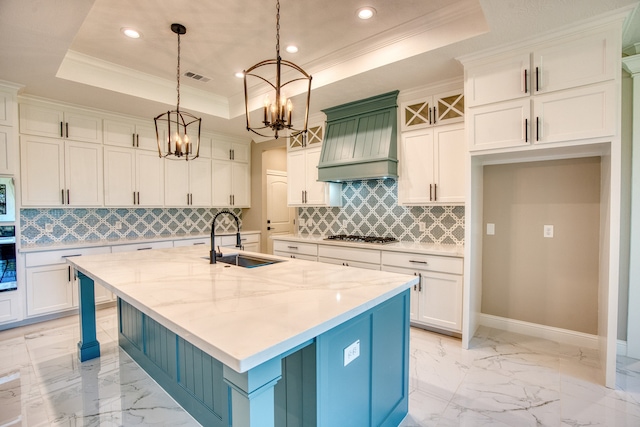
275 0 280 58
176 30 181 112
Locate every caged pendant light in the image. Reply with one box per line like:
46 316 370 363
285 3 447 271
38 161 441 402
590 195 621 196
155 23 201 161
242 0 312 140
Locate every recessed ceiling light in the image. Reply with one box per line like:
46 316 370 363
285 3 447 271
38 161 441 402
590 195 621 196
357 7 376 20
121 28 141 39
235 71 245 78
286 45 298 53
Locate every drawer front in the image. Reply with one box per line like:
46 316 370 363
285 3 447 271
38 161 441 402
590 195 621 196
274 251 317 262
111 240 173 253
273 240 318 256
381 251 463 275
25 246 111 267
318 257 380 271
174 237 209 247
318 245 381 264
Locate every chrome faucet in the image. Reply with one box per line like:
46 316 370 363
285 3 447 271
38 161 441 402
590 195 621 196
210 210 242 264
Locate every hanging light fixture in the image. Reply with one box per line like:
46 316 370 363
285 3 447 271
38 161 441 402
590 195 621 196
154 23 201 160
243 0 312 140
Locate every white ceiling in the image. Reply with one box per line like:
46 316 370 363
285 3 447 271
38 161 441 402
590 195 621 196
1 0 639 138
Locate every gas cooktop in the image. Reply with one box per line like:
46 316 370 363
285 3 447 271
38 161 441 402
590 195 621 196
324 234 398 244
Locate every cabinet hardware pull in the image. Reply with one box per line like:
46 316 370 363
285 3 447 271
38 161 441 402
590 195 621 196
536 116 540 141
132 134 136 147
433 106 437 124
535 66 540 92
419 273 422 292
136 134 140 147
68 266 71 282
241 238 247 241
525 118 528 142
137 192 140 205
434 183 437 201
428 106 432 125
193 242 205 245
137 247 152 250
524 69 528 93
67 189 70 205
61 189 65 205
229 195 232 205
232 149 235 160
232 194 235 205
133 192 136 205
66 122 69 138
287 246 298 249
190 194 193 205
429 184 433 201
60 122 64 138
409 260 428 264
229 149 232 160
62 254 82 258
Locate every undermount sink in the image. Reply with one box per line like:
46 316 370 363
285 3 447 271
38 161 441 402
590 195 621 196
215 253 284 268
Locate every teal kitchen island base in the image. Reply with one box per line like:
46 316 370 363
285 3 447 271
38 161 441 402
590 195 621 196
116 291 409 427
69 246 415 427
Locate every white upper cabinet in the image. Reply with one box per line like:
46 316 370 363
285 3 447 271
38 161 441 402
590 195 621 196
103 118 161 151
211 135 250 208
212 138 249 162
104 146 164 206
165 157 212 207
400 89 464 132
288 124 324 151
21 135 103 206
0 127 12 174
463 23 620 152
399 123 465 205
0 88 15 127
287 146 341 207
20 102 102 144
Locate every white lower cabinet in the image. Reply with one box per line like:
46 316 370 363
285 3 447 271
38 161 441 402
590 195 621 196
382 251 463 333
0 292 21 324
111 240 174 253
24 246 112 317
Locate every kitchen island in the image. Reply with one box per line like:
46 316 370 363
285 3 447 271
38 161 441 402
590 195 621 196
66 246 417 427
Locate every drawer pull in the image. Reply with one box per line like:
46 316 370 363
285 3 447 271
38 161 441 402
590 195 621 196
409 260 428 264
62 254 82 258
137 247 152 251
287 246 298 250
192 242 205 245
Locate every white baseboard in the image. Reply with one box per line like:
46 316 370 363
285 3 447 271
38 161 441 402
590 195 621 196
478 313 599 349
617 339 627 356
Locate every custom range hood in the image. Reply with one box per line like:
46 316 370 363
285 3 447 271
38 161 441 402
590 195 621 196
317 90 399 182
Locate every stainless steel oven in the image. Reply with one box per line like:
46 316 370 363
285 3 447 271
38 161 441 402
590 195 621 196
0 177 17 292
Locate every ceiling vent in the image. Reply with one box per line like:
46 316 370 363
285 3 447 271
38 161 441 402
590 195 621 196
183 71 211 83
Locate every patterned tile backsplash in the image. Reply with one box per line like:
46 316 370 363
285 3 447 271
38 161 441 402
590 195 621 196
298 179 465 245
20 207 242 247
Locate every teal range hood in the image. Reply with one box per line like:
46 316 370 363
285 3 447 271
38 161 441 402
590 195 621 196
317 90 399 182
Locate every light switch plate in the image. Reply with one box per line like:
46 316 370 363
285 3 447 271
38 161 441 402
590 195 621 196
45 223 53 233
419 222 426 232
486 223 495 235
344 340 360 367
544 225 554 238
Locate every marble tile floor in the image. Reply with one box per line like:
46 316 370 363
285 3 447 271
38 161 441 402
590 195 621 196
0 307 638 426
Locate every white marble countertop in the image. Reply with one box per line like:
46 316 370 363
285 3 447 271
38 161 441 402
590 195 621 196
67 246 417 373
271 234 464 257
19 230 261 253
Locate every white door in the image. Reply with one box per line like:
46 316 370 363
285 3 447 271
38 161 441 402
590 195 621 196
20 135 64 206
303 147 326 205
104 146 135 206
136 122 160 151
266 170 294 254
164 160 189 206
398 128 434 205
287 150 305 205
231 162 250 207
434 124 465 204
136 151 164 206
212 159 232 206
103 119 136 147
189 158 212 206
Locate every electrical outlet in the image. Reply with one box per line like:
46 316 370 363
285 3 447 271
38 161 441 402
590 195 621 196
45 223 53 233
418 222 426 232
486 223 495 235
544 225 554 238
186 219 192 227
343 340 360 367
306 218 313 226
115 221 123 230
342 220 347 228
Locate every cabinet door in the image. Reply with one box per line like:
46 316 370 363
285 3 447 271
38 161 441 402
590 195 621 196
287 150 305 205
212 140 232 160
532 82 616 145
65 141 103 206
533 29 617 94
468 98 530 151
231 143 249 163
434 90 465 125
19 103 65 138
303 147 328 205
136 151 164 206
104 146 136 206
398 129 434 205
104 119 136 148
231 162 250 207
164 160 189 206
64 111 102 144
20 135 65 206
190 158 212 206
94 284 114 304
212 159 232 206
465 53 530 107
0 91 13 126
0 126 11 174
433 125 465 204
418 271 463 332
26 265 74 316
136 122 160 151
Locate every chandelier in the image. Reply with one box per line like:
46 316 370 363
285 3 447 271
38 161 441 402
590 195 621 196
243 0 312 140
154 23 201 160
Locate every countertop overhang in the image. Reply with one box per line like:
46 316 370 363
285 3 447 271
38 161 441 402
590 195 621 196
67 246 418 373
